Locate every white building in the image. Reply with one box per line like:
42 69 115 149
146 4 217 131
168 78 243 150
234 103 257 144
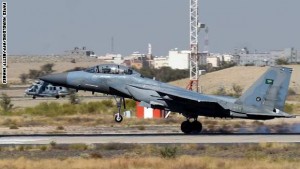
153 57 168 69
237 47 299 66
97 53 123 64
209 53 234 64
126 51 146 60
168 49 190 70
222 54 234 62
207 56 220 67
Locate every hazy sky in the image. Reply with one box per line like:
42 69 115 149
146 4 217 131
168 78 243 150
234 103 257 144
7 0 300 56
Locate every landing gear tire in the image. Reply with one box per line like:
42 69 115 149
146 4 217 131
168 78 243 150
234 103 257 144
181 120 202 134
113 96 126 123
181 121 192 134
32 96 36 99
191 121 202 133
115 114 123 123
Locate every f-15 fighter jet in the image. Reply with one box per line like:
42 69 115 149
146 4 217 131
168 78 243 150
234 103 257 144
40 64 295 133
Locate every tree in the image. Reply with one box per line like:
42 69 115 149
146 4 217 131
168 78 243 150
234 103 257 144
137 67 189 82
28 69 42 79
69 92 80 104
27 63 55 80
0 84 9 89
70 59 76 63
65 67 86 72
215 87 227 96
288 88 296 96
19 73 28 84
0 93 13 113
40 63 54 74
244 63 255 66
232 84 243 97
275 58 289 65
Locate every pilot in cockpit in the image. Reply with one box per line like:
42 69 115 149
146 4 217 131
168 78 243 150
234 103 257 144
95 66 100 73
85 64 138 76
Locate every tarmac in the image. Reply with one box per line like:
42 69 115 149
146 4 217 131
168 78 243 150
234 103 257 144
0 133 299 144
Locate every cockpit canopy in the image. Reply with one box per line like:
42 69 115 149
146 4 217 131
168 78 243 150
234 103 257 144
84 64 140 75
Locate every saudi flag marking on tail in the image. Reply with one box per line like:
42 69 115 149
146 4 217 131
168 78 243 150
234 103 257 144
265 79 274 85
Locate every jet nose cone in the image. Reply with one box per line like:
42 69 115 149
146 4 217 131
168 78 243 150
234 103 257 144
40 73 68 86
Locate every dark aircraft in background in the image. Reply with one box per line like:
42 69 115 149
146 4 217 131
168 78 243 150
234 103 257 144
25 80 70 99
40 64 295 134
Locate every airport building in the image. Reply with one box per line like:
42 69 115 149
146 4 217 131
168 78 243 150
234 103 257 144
206 56 220 67
236 47 299 66
167 49 190 70
97 53 123 64
167 49 208 70
96 45 299 70
153 57 169 69
65 46 96 57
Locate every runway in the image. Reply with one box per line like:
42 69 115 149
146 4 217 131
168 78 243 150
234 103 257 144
0 133 299 144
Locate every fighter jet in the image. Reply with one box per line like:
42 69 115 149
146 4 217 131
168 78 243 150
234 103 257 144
25 80 70 99
40 64 295 134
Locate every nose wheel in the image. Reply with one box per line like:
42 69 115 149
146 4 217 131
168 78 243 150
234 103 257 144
114 113 123 123
113 96 126 123
181 120 202 134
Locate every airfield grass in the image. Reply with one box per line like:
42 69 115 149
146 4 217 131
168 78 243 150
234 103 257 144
0 114 183 127
0 114 290 133
0 143 299 169
0 157 298 169
0 111 298 134
0 99 299 132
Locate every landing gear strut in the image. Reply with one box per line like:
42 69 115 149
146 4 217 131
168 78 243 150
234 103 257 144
114 96 125 123
181 119 202 134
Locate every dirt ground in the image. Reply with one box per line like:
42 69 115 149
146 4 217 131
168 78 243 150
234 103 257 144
1 87 110 108
171 65 300 94
0 143 299 160
0 116 299 135
7 55 104 84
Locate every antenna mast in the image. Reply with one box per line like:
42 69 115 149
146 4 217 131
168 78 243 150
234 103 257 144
111 36 114 53
187 0 200 92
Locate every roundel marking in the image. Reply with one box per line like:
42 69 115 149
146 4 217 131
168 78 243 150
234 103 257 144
256 97 261 102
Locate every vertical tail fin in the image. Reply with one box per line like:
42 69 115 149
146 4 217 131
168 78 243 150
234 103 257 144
235 66 293 111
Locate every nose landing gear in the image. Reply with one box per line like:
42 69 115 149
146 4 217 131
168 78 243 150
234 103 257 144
113 96 125 123
115 113 123 123
181 119 202 134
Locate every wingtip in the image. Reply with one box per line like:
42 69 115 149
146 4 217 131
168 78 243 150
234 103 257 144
282 113 296 118
289 115 297 118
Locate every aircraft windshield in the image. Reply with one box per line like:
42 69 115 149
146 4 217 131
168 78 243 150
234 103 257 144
84 64 139 75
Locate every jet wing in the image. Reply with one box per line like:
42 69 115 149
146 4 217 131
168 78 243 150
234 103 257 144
109 86 132 98
127 84 225 110
155 89 226 111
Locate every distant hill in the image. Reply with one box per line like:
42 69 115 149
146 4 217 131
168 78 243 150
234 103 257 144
170 65 300 95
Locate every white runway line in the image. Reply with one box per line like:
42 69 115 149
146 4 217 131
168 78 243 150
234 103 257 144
0 137 50 144
0 135 299 144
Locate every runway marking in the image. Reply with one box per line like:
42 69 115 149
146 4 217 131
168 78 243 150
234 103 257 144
0 138 50 144
0 134 299 144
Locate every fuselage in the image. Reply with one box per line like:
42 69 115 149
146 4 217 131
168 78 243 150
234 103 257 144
61 71 273 120
40 64 294 120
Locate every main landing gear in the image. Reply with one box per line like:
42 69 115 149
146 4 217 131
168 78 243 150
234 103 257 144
114 96 125 123
181 119 202 134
